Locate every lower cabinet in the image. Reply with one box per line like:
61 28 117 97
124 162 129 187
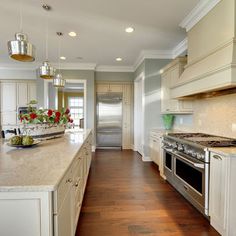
0 133 92 236
209 151 236 236
149 131 162 167
54 134 92 236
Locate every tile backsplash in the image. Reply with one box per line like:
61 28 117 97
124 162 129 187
173 93 236 138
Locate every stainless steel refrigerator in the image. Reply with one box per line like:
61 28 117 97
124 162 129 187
96 93 122 148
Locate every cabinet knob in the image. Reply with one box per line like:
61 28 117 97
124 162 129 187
74 182 79 187
213 155 222 160
66 178 73 184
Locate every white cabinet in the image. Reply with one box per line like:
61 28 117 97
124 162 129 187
0 132 92 236
0 81 37 126
17 83 28 106
96 83 123 93
161 57 193 114
209 151 236 236
149 131 162 167
122 84 133 149
1 82 17 111
28 83 37 102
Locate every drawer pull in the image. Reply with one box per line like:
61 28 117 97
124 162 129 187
213 155 222 160
66 178 73 184
74 182 79 187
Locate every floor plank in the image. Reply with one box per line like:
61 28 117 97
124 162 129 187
76 150 219 236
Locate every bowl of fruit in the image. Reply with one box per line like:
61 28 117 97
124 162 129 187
7 135 41 148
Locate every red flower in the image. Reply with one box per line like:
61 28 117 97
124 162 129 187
47 109 53 117
65 108 70 114
54 117 60 123
30 113 37 119
55 111 61 118
69 118 73 123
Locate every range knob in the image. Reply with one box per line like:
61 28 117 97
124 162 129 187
177 144 184 151
196 153 205 160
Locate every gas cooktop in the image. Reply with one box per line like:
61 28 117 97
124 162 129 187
167 133 236 147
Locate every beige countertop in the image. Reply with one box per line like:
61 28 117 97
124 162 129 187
0 129 91 192
209 147 236 157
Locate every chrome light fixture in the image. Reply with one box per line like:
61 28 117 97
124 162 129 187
53 73 65 87
8 1 35 62
53 32 65 88
39 4 55 79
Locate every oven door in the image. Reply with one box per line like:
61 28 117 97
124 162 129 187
163 148 175 184
173 152 208 215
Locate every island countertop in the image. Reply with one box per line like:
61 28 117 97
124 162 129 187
0 129 91 192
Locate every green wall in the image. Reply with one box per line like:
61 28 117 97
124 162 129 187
95 71 134 82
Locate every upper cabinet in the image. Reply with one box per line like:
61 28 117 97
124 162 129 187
161 57 193 114
96 83 123 93
1 83 17 112
0 81 37 126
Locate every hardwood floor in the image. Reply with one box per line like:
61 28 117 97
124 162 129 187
76 150 219 236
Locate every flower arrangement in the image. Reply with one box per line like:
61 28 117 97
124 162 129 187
19 100 73 125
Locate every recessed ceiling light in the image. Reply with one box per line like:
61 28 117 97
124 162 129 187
125 27 135 33
60 56 66 60
116 57 122 62
68 32 77 37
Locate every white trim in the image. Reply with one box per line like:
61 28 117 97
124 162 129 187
95 65 134 72
142 156 152 162
179 0 221 32
92 146 96 152
52 63 97 70
172 38 188 58
134 50 173 71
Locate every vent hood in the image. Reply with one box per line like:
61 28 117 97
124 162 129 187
171 0 236 98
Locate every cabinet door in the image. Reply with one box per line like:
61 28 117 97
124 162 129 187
1 111 17 125
123 84 132 105
54 189 73 236
109 84 123 93
161 73 171 113
96 84 109 93
122 104 131 149
170 65 179 88
1 83 17 111
209 153 227 235
17 83 28 106
28 83 37 102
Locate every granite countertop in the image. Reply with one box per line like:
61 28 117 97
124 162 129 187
0 129 91 192
209 147 236 157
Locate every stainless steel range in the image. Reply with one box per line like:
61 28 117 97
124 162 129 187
162 133 236 217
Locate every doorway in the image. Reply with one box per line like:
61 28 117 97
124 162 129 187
134 72 145 156
45 79 87 130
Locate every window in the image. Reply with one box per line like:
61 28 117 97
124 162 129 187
68 97 84 126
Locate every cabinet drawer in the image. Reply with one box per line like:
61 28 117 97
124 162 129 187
54 167 73 214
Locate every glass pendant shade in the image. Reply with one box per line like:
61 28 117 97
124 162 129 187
39 61 56 79
53 73 65 87
8 33 35 62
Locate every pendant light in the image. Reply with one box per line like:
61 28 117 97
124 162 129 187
53 32 66 88
39 4 55 79
8 1 35 62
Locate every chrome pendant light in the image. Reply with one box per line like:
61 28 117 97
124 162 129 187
8 1 35 62
53 32 65 88
39 4 55 79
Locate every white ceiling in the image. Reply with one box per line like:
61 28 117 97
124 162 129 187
0 0 199 68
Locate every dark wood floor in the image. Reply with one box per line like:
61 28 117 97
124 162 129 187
76 150 219 236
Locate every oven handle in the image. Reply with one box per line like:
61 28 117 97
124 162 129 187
174 152 205 169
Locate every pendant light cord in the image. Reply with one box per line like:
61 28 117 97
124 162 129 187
20 0 23 32
45 11 49 60
58 35 61 73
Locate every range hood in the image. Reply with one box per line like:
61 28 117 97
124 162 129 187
171 0 236 98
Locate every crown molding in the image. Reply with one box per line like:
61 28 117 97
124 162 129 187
133 50 173 71
0 63 39 70
95 65 134 72
53 63 97 70
172 38 188 58
179 0 221 32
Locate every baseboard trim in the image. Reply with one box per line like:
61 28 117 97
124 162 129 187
92 146 96 152
142 156 152 162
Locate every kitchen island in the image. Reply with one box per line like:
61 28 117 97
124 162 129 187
0 129 92 236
